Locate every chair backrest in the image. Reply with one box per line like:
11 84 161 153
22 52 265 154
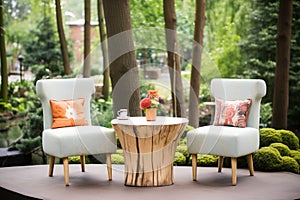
211 78 266 129
36 78 95 129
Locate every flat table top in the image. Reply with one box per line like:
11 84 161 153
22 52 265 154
111 116 188 126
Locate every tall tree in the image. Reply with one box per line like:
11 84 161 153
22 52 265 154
55 0 71 75
0 0 8 103
188 0 206 127
97 0 110 100
163 0 186 117
103 0 141 116
271 0 293 129
83 0 91 77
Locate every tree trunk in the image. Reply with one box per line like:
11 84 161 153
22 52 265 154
163 0 186 117
55 0 71 75
0 0 8 103
271 0 293 129
103 0 141 117
83 0 91 78
97 0 110 101
188 0 206 128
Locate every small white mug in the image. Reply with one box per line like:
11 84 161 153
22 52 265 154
117 109 128 118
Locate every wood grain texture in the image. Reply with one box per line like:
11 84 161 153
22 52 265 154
113 120 187 186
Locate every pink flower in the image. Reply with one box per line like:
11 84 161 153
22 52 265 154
140 98 151 110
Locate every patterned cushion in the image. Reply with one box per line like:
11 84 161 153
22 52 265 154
213 98 252 128
50 98 88 129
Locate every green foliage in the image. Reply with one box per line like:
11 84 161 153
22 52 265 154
277 130 300 150
2 80 44 155
195 154 218 167
68 156 91 164
260 128 299 151
242 0 300 133
111 154 124 164
269 143 291 157
173 152 186 166
176 145 190 165
253 147 283 171
181 125 194 138
260 102 272 127
259 128 282 148
15 136 41 153
91 98 114 128
206 0 250 78
22 17 65 81
281 156 299 174
176 145 190 158
290 150 300 166
68 156 81 164
0 80 36 114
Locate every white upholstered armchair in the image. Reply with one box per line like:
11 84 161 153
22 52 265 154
36 78 117 186
187 78 266 185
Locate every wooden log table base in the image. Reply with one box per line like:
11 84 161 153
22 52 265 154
111 117 188 187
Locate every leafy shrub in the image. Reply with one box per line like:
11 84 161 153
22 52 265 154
111 154 124 164
91 98 114 128
269 143 291 156
290 150 300 166
181 125 194 138
253 147 283 171
259 128 282 147
179 137 187 146
68 156 91 164
174 152 186 166
281 156 299 174
176 145 190 158
195 154 218 167
277 130 299 150
176 145 191 165
15 136 41 153
259 102 272 127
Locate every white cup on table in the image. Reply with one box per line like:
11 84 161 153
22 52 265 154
117 109 128 119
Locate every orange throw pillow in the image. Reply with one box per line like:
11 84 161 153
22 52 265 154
50 98 88 129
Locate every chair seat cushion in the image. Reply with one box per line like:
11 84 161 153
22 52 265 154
187 125 259 157
42 126 117 158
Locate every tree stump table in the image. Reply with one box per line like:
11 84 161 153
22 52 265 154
111 116 188 187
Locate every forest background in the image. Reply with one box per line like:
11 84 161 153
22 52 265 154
0 0 299 164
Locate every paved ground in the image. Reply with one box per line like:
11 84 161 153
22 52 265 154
0 164 300 200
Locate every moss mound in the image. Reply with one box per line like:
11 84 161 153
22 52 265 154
290 150 300 166
259 128 282 147
195 154 218 167
176 145 191 165
111 154 124 164
253 147 282 171
281 156 299 174
277 130 299 150
174 152 186 166
269 143 291 156
176 145 190 158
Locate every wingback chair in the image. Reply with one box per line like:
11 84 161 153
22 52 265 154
36 78 117 186
187 78 266 186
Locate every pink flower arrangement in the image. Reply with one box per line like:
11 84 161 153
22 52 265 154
139 90 163 111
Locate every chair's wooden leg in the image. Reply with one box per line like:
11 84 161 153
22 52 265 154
106 153 112 181
231 157 237 186
247 154 254 176
192 154 197 181
49 156 55 177
218 156 224 173
80 155 85 172
63 157 70 186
